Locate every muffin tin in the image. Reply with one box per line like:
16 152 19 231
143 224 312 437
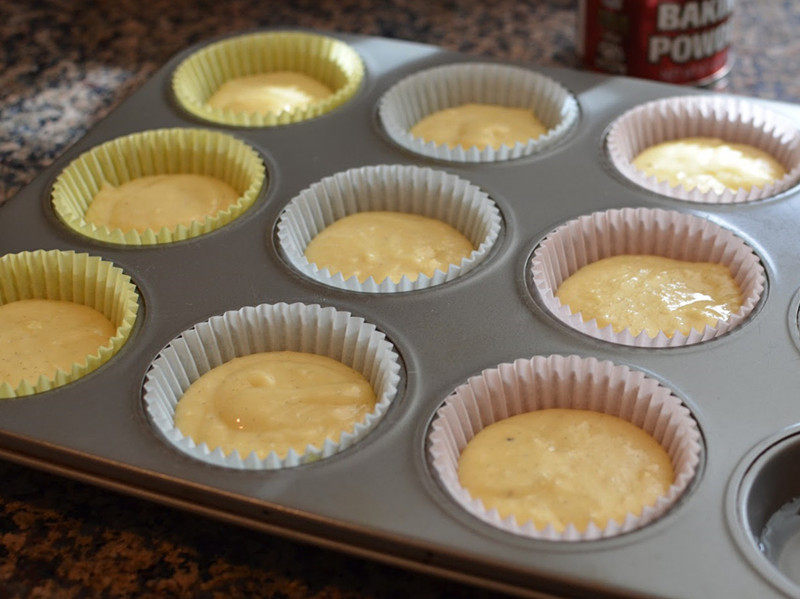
3 30 800 598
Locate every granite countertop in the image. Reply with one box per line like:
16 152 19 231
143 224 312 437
2 0 800 597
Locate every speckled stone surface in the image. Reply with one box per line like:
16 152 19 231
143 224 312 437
0 461 500 598
3 0 800 203
2 0 800 596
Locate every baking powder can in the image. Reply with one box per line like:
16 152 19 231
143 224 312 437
577 0 734 87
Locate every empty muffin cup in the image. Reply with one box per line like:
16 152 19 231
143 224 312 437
731 428 800 596
51 128 266 245
142 302 402 469
378 62 578 162
172 31 364 127
530 207 765 347
606 95 800 203
0 250 139 398
428 354 701 541
276 164 502 293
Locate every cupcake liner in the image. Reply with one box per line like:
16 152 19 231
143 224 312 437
428 354 702 541
607 95 800 203
530 207 765 347
0 250 139 399
142 302 401 469
172 31 364 127
51 128 266 245
276 164 502 293
378 62 578 162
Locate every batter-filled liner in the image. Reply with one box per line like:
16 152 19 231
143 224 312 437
378 62 578 163
172 31 364 127
142 302 401 469
428 354 701 541
530 207 765 347
276 164 501 293
0 250 139 398
606 95 800 203
51 128 265 246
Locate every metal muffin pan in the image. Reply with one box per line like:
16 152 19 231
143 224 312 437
3 31 800 598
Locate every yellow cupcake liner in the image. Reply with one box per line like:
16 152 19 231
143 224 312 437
51 128 266 246
172 31 365 127
0 250 139 398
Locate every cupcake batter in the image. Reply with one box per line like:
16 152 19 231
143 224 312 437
410 103 547 150
174 351 376 459
84 174 239 233
458 409 674 532
207 72 332 114
0 299 116 388
556 255 742 338
632 137 786 194
304 211 474 284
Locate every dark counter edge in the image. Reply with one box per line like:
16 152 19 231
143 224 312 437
0 433 628 599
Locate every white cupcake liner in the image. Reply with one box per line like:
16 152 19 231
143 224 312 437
378 62 578 162
276 164 501 293
142 302 401 469
607 95 800 203
428 354 702 541
530 207 765 347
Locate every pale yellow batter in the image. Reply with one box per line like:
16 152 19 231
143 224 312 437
84 174 240 233
409 103 548 150
174 351 376 459
207 72 333 114
0 299 116 388
458 409 674 532
304 211 475 284
632 137 786 194
556 255 742 337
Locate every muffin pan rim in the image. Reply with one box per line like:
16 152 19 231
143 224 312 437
788 286 800 355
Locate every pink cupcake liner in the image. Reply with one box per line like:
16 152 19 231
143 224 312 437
530 207 765 347
607 95 800 203
428 354 702 541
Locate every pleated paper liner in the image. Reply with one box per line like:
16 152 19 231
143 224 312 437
172 31 364 127
0 250 139 399
606 95 800 203
428 355 702 541
276 164 502 293
378 62 578 162
51 128 265 246
142 302 401 470
530 207 766 347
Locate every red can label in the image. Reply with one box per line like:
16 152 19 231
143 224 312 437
578 0 734 85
